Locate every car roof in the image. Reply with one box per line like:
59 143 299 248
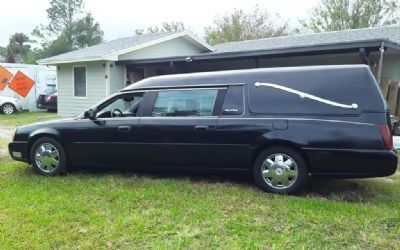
121 65 370 92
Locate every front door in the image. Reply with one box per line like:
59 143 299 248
68 92 145 167
135 88 225 168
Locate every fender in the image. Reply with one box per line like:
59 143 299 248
256 129 308 149
28 128 62 146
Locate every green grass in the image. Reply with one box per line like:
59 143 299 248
0 112 399 249
0 112 58 126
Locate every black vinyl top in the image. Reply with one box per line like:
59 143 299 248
122 65 387 113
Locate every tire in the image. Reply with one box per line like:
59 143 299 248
30 137 67 176
1 103 16 115
253 147 308 194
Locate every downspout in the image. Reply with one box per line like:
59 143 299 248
377 41 385 85
105 61 111 97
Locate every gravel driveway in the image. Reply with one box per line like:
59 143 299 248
0 126 15 140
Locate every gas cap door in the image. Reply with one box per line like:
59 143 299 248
272 119 288 130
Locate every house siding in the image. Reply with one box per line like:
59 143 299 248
118 37 203 60
110 63 126 93
57 62 106 117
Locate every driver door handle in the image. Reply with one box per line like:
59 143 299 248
194 125 209 131
118 126 131 132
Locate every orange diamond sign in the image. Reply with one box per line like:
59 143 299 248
9 71 35 97
0 66 13 91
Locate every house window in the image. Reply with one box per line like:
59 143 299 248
152 89 218 117
74 66 86 97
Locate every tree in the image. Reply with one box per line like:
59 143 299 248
0 46 6 62
135 21 186 35
204 6 289 45
47 0 84 46
5 33 31 63
301 0 400 33
32 0 104 59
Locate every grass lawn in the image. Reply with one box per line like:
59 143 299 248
0 113 399 249
0 111 58 126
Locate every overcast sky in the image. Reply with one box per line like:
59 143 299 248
0 0 319 46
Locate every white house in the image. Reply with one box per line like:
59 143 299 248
38 26 400 117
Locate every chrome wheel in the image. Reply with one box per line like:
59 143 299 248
261 153 298 190
2 103 15 115
34 143 60 173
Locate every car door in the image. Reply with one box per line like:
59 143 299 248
134 88 226 168
68 92 145 167
214 85 266 169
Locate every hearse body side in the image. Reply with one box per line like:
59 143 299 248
9 65 397 194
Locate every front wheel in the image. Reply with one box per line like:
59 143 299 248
253 147 308 194
30 137 67 176
2 103 16 115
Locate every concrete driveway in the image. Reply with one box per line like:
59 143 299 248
394 136 400 149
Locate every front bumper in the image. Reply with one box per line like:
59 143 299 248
8 141 29 163
14 103 23 111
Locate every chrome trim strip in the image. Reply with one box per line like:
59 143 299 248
218 117 373 125
150 87 227 92
141 116 218 119
255 82 358 109
123 83 245 91
140 116 373 125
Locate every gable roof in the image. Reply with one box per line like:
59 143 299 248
38 31 215 65
214 25 400 53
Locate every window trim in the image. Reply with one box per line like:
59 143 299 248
73 65 88 99
143 88 225 117
93 91 146 120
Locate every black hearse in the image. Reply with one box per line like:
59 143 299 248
9 65 397 194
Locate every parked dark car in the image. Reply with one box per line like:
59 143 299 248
45 92 57 111
9 65 397 194
37 84 57 111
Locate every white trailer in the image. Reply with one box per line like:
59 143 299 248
0 63 57 112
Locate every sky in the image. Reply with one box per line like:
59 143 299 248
0 0 319 47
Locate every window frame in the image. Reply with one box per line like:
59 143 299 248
73 65 88 99
142 87 227 118
92 91 146 120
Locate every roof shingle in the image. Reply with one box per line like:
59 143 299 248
214 26 400 53
39 31 181 63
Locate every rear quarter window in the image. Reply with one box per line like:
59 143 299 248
247 68 380 116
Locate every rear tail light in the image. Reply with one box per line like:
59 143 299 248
379 124 393 150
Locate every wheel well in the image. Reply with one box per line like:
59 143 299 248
1 102 16 109
252 141 310 171
27 134 64 162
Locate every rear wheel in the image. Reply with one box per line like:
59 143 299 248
30 137 67 176
2 103 16 115
253 147 307 194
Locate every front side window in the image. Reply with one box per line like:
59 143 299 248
74 66 86 97
152 89 218 117
96 93 143 118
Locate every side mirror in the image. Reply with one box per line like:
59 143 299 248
84 109 96 120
